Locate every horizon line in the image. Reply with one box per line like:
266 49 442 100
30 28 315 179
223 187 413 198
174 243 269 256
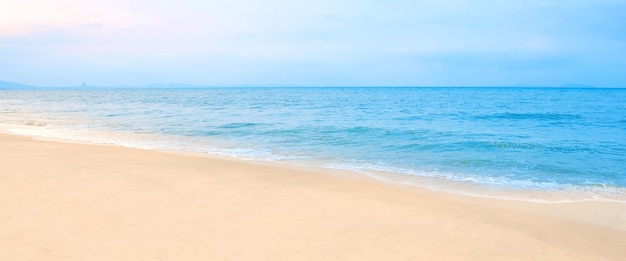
4 80 625 89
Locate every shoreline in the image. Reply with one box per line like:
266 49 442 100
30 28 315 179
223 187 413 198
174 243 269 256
2 132 626 260
4 123 626 204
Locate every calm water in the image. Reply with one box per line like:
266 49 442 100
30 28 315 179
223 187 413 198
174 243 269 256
2 87 625 201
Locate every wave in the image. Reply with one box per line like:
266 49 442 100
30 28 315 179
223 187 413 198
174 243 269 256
321 160 626 202
475 113 583 121
217 122 262 129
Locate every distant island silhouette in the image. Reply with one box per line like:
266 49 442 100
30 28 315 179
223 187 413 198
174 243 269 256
0 80 33 89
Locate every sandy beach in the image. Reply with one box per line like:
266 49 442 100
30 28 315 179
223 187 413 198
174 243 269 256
1 133 625 260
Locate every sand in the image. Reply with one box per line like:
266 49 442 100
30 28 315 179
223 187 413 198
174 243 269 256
1 133 625 260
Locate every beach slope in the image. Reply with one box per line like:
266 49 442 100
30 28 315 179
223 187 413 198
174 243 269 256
1 133 625 260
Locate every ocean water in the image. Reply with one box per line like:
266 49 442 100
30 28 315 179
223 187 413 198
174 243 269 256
1 87 625 201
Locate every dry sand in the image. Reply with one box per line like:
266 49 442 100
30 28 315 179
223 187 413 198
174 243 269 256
1 133 625 260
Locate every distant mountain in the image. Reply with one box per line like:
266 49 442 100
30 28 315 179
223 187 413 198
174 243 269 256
0 80 34 89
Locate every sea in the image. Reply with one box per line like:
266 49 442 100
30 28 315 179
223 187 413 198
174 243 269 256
1 87 625 202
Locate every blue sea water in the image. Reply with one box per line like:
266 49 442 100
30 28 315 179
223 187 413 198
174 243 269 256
1 87 625 201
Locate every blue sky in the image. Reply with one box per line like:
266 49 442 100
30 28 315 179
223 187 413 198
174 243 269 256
1 0 625 87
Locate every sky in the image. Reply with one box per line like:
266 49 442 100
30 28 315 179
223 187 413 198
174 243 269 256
1 0 625 87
